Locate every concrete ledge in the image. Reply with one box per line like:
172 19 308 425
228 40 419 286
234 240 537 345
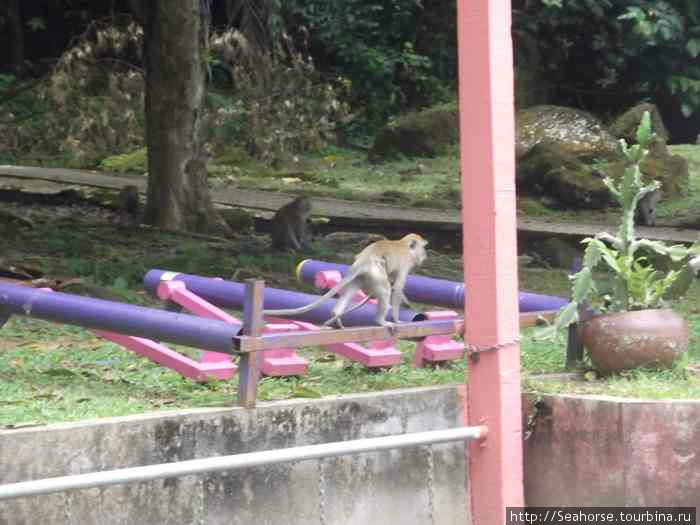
0 386 469 525
524 393 700 508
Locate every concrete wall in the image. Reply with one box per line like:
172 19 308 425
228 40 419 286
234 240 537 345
524 394 700 508
0 386 470 525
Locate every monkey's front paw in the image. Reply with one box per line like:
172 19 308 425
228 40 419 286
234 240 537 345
378 320 397 335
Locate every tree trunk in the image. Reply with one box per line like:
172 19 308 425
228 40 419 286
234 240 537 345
5 0 25 76
140 0 225 233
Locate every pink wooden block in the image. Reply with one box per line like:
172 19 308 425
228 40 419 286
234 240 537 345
316 269 369 302
413 311 465 368
259 349 309 376
94 330 236 381
158 280 308 377
414 337 465 367
314 269 342 289
41 288 236 381
275 318 401 368
156 280 238 323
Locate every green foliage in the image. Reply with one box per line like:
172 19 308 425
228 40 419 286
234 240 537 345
545 111 700 336
283 0 454 124
99 148 147 174
2 19 146 167
209 28 350 165
514 0 700 116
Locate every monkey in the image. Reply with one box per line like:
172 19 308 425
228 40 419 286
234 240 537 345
321 254 391 328
263 233 429 328
635 188 662 226
116 184 140 222
690 255 700 276
270 196 312 251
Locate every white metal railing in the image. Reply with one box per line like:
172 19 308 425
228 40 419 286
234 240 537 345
0 426 485 500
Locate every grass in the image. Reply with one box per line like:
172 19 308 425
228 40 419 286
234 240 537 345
0 318 466 426
2 145 700 426
98 144 464 209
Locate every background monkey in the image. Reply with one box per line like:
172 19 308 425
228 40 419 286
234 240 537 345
635 188 662 226
270 196 312 251
116 184 140 222
264 233 429 328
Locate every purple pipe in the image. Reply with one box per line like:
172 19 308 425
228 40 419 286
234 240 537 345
0 282 241 353
143 270 419 326
296 260 568 312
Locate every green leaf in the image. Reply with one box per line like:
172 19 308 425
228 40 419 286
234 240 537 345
570 270 587 300
26 17 47 32
635 110 652 147
688 39 700 58
292 386 322 399
113 276 129 291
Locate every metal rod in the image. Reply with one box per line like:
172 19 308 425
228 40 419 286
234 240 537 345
0 282 241 353
0 426 485 500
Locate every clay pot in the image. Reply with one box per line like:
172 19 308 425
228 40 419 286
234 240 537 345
581 309 689 373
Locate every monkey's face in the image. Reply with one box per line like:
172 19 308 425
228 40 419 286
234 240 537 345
407 235 428 266
294 197 312 214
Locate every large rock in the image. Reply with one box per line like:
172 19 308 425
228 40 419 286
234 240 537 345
516 140 612 209
530 237 583 269
604 136 689 197
605 105 687 196
609 102 670 144
369 102 458 162
516 105 620 161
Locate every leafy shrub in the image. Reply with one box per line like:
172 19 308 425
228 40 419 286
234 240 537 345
283 0 454 125
209 28 350 165
514 0 700 118
35 18 145 167
544 111 700 337
99 148 147 174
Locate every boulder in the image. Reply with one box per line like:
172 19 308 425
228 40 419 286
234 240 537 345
516 141 612 209
604 136 689 197
609 102 670 144
369 102 459 162
530 237 583 270
516 105 620 161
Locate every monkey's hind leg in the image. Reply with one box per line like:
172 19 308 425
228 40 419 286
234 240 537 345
322 315 345 329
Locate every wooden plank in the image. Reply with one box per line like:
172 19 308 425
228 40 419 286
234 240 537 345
234 311 545 353
1 164 697 243
519 217 700 244
0 165 143 190
235 319 459 352
0 164 458 225
237 279 264 408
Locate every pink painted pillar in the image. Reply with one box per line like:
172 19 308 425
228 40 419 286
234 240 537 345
457 0 524 523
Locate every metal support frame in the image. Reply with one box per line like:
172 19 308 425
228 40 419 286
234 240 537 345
0 426 486 501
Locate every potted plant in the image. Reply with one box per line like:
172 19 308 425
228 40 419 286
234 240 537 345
542 111 700 373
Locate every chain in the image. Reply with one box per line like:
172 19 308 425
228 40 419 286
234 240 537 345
425 445 436 525
318 458 327 525
465 337 521 361
63 490 74 524
195 477 205 525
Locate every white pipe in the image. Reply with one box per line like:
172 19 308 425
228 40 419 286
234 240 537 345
0 426 485 500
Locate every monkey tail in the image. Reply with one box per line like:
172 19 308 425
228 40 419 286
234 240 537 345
262 267 359 317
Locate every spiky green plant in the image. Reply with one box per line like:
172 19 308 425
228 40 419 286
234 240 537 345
542 111 700 338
